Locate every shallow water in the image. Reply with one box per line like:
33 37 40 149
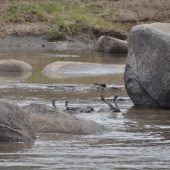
0 48 170 170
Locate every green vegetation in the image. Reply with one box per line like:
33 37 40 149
1 0 118 40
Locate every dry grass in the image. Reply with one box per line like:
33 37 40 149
0 0 120 39
1 0 169 39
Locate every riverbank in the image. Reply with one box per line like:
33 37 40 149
0 35 95 52
1 0 170 41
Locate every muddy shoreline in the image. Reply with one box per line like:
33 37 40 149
0 36 95 52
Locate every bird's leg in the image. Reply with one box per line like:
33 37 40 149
101 95 116 110
52 100 56 108
113 96 120 112
65 100 69 110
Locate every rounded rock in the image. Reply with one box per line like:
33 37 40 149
0 59 32 72
23 103 105 135
0 101 36 142
94 35 128 53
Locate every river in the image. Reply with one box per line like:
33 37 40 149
0 46 169 170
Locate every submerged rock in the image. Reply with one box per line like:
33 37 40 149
0 101 36 142
124 23 170 108
43 61 124 79
23 104 105 135
0 59 32 72
94 36 128 53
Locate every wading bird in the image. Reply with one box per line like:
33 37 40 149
52 100 94 114
101 95 120 112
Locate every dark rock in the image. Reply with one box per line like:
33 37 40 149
0 101 36 142
94 35 128 53
124 23 170 108
23 104 105 135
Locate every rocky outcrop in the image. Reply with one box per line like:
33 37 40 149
0 101 36 142
124 23 170 108
0 59 32 72
23 104 105 135
94 36 128 53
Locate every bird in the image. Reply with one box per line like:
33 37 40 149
101 95 120 112
42 43 45 48
94 83 122 95
65 100 79 113
52 100 94 114
112 95 120 112
52 99 56 108
94 83 107 95
65 100 94 114
94 83 107 88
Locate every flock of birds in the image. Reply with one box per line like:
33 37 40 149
52 83 121 113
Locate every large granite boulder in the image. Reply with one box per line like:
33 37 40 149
0 101 36 142
124 23 170 108
23 104 105 135
94 35 128 53
0 59 32 72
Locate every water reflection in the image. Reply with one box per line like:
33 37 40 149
125 107 170 125
0 143 32 153
0 72 32 82
0 49 126 85
124 107 170 140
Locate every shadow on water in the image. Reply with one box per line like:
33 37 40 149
124 107 170 141
0 143 33 153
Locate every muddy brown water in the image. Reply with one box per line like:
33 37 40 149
0 48 169 170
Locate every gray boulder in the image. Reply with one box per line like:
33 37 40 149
23 104 105 135
0 59 32 72
124 23 170 108
94 35 128 53
0 101 36 142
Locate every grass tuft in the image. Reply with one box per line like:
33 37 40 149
1 0 119 39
